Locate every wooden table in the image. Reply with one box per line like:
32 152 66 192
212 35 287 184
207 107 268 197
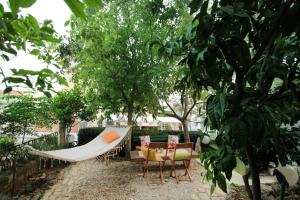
130 150 199 161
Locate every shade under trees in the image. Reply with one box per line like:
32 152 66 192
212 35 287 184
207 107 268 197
158 0 300 199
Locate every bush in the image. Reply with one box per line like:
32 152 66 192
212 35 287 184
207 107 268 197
77 127 204 150
32 134 66 151
0 135 15 151
0 193 11 200
78 127 105 146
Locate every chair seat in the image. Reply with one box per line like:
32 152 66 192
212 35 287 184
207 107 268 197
169 149 190 161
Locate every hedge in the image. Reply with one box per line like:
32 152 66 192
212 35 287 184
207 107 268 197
77 127 105 146
77 127 204 150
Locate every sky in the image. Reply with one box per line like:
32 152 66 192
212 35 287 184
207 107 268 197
0 0 72 90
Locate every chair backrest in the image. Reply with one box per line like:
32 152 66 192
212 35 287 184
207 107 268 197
172 142 193 161
148 142 168 149
143 142 168 162
175 142 193 149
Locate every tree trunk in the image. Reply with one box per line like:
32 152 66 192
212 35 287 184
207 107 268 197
59 122 66 145
182 119 190 142
243 167 253 200
22 123 28 143
125 103 133 159
246 144 261 200
22 127 26 144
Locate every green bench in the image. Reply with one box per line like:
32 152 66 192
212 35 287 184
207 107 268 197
132 135 169 143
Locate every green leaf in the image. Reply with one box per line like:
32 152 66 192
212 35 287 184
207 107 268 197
217 173 227 193
84 0 102 7
4 87 13 94
30 49 40 56
5 77 25 83
64 20 70 27
220 5 234 16
0 4 4 17
5 46 17 55
42 35 60 43
9 0 36 15
19 0 36 8
9 0 19 15
27 15 40 34
189 0 203 14
215 92 225 117
235 11 249 18
233 120 248 147
11 20 27 35
228 39 251 67
40 68 55 75
64 0 86 20
196 47 207 63
43 91 52 98
25 78 33 88
57 76 68 86
13 69 39 76
210 182 216 195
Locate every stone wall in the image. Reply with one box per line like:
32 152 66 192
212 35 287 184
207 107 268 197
0 160 39 195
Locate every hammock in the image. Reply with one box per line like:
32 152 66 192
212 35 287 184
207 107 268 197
27 126 130 162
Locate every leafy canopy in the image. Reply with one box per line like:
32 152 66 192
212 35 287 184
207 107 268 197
0 0 102 96
158 0 300 195
69 0 189 123
0 95 53 138
51 88 95 128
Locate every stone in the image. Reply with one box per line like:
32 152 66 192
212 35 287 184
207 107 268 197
40 173 47 179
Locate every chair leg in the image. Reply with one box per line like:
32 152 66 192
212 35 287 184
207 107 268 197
183 160 192 182
172 161 179 183
143 161 148 177
170 161 174 177
159 161 164 183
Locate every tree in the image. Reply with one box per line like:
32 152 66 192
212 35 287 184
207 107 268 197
154 65 201 142
0 0 102 96
0 95 52 143
68 0 190 153
158 0 300 199
51 88 95 144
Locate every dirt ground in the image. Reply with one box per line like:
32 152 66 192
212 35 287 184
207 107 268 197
21 159 225 200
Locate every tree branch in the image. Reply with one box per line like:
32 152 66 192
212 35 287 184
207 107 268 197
247 0 295 71
184 96 197 119
164 98 181 120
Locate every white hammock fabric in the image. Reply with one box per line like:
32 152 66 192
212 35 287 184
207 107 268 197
27 126 130 162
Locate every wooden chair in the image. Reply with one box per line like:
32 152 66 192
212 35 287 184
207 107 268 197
142 142 168 183
169 142 193 183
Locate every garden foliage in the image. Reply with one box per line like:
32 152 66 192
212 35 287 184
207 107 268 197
156 0 300 199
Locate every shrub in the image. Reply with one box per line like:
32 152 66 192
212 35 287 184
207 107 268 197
78 127 105 146
0 135 15 151
0 193 11 200
32 134 66 151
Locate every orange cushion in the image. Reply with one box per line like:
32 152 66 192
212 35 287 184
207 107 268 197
102 130 120 143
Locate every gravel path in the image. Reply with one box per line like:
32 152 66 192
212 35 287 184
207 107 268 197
41 159 226 200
